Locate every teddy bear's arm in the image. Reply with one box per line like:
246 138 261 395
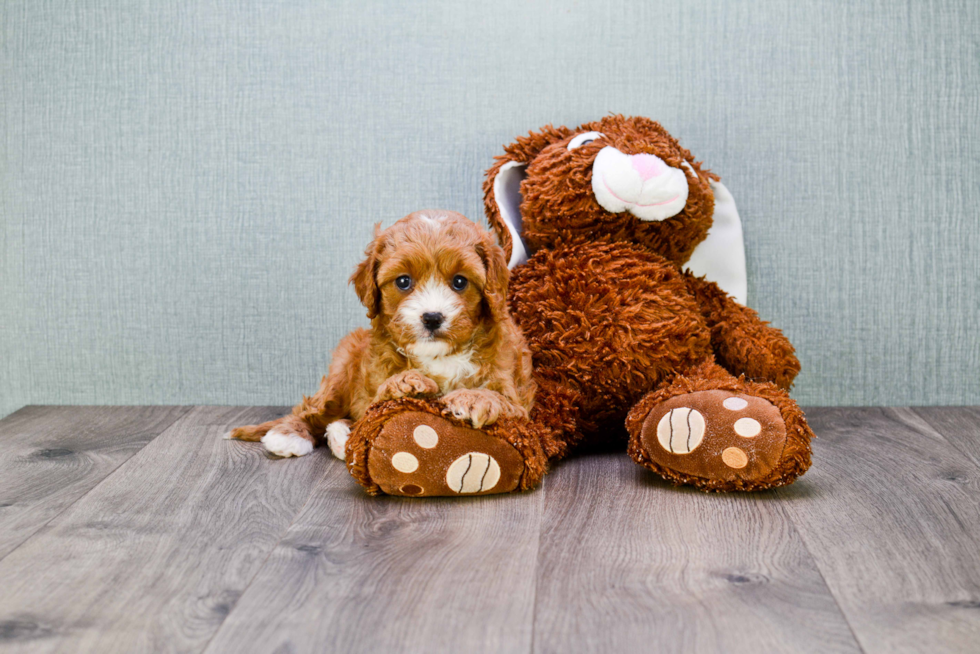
684 273 800 389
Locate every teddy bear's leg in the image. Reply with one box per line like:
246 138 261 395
345 397 549 497
625 359 812 491
526 378 589 459
685 274 801 389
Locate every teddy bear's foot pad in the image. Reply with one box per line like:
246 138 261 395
366 412 525 497
639 390 787 485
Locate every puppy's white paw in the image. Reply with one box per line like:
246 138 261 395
326 420 351 461
261 428 314 458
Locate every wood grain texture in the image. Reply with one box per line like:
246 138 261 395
3 406 980 653
530 452 860 654
776 407 980 653
203 462 544 654
0 405 190 560
912 406 980 468
0 406 328 654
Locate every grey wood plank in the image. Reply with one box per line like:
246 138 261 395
0 406 329 654
530 451 860 654
776 408 980 653
911 407 980 469
203 463 544 654
0 405 191 560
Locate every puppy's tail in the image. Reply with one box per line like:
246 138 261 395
225 419 280 442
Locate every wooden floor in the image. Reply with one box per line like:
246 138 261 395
0 406 978 653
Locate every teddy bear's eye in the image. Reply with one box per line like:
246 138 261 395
567 131 604 151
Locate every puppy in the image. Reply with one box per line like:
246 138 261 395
228 210 535 460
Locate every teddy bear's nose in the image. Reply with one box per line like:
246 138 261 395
631 154 668 181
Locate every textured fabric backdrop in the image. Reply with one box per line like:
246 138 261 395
3 0 978 419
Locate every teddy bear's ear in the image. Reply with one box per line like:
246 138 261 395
483 125 573 268
683 180 748 305
489 160 528 268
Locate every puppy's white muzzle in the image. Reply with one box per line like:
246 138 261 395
591 147 691 222
398 278 462 343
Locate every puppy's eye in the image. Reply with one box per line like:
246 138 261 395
451 275 468 292
567 131 604 151
394 275 413 291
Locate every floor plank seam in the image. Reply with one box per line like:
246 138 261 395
779 496 868 654
909 407 980 473
0 406 193 567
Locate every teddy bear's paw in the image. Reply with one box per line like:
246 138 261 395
365 411 526 497
636 390 788 488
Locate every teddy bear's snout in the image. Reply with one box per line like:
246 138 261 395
591 147 690 223
631 153 669 180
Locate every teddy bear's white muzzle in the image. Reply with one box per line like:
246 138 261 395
591 147 690 222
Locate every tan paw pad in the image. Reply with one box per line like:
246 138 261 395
412 425 438 448
391 452 419 473
722 447 749 469
733 417 761 437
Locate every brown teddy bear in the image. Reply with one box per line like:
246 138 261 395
347 115 812 496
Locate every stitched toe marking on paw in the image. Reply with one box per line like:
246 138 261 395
656 407 705 454
722 447 749 469
412 425 438 449
401 484 424 495
446 453 501 493
391 452 419 473
733 418 761 438
723 397 748 411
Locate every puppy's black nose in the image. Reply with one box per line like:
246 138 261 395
421 312 444 332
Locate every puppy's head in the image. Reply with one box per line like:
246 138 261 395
350 210 509 357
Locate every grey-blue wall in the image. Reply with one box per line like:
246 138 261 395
3 0 978 419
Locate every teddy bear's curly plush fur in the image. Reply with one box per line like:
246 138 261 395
347 116 812 495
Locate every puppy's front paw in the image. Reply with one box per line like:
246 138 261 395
377 370 439 401
326 420 352 461
261 427 315 458
442 389 519 429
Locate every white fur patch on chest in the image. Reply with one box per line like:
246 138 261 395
412 347 479 391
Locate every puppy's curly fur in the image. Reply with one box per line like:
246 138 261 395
228 210 534 458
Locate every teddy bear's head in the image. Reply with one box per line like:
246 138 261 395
484 115 719 267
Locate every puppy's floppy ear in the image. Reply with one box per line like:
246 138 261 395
476 230 511 325
483 125 573 269
350 223 386 319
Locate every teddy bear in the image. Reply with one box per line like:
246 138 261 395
346 115 812 496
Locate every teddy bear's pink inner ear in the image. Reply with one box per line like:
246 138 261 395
683 180 748 305
492 161 529 269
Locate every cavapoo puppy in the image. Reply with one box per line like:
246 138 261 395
228 210 535 460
